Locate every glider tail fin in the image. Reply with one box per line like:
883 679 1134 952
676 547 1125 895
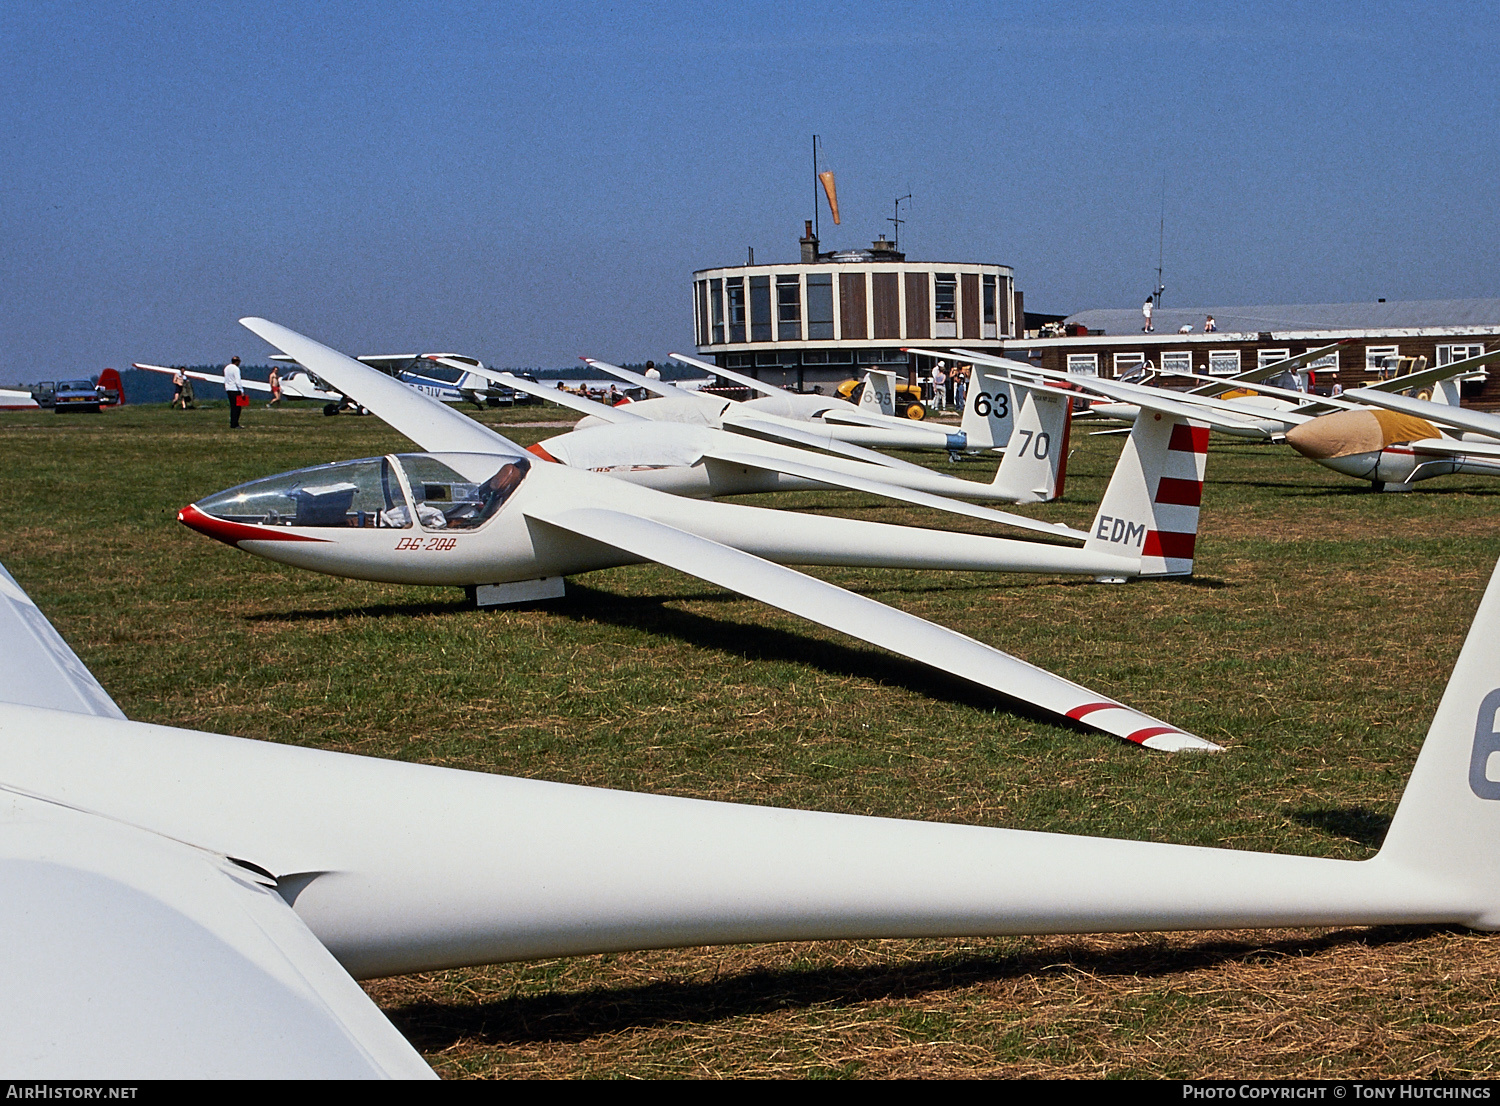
1084 412 1208 577
858 370 898 417
1378 558 1500 929
97 367 124 405
960 367 1016 451
989 383 1073 503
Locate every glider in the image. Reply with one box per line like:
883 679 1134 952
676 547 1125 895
11 532 1500 1074
584 355 972 455
1285 379 1500 490
465 364 1078 515
177 318 1228 751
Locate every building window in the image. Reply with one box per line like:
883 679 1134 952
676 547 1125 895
776 275 802 342
1438 344 1485 366
749 275 771 343
806 274 833 341
726 279 745 343
1161 350 1193 377
802 350 829 364
1113 353 1145 380
1366 345 1399 378
1067 353 1098 377
934 273 957 338
726 353 752 368
1306 350 1340 377
1258 348 1290 370
710 278 724 345
982 275 997 339
1208 350 1241 376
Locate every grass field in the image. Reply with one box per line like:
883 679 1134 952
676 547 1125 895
5 400 1500 1078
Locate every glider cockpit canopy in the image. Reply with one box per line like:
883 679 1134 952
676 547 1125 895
193 453 531 532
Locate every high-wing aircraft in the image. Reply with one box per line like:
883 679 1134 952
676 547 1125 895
12 517 1500 1073
179 318 1224 751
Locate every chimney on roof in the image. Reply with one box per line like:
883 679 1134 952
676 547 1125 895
800 220 818 264
868 234 905 261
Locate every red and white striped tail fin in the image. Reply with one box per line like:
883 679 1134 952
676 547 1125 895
1085 412 1208 577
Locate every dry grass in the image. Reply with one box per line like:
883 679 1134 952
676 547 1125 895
4 403 1500 1078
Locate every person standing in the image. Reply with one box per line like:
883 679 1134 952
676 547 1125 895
1142 297 1155 333
171 368 186 410
644 360 662 381
931 361 948 411
223 355 245 428
267 364 282 407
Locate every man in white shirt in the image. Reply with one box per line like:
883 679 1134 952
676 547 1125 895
223 355 245 428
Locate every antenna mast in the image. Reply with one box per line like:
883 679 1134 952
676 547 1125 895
1154 173 1166 307
812 135 821 240
889 193 912 251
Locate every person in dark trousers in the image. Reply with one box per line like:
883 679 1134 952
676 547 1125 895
223 356 245 428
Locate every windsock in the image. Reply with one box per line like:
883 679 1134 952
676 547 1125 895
819 171 840 224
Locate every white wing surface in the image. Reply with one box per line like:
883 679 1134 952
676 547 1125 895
238 319 524 456
522 505 1217 751
0 563 124 718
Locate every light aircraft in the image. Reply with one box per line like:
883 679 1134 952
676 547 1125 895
180 317 1224 751
12 521 1500 1074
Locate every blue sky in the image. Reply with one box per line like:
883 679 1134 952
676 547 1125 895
3 1 1497 377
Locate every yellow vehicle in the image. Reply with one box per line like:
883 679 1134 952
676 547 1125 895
836 377 928 420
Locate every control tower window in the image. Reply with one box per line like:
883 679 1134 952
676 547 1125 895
727 279 746 343
750 276 771 343
806 274 834 340
777 275 801 341
935 273 957 338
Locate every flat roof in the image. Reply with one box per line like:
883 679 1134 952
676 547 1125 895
1065 298 1500 335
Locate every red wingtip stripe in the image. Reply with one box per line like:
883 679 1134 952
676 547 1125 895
1143 529 1197 559
1126 725 1182 745
1155 476 1203 506
1168 424 1210 454
1066 701 1117 720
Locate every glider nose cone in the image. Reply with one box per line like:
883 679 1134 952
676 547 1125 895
1285 410 1384 460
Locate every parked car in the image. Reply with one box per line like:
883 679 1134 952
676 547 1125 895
53 379 103 414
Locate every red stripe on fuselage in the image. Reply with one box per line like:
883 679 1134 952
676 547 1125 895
1143 530 1196 559
178 503 333 548
1154 476 1203 506
1168 424 1210 454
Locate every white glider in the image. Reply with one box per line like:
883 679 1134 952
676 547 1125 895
11 527 1500 1073
177 317 1228 751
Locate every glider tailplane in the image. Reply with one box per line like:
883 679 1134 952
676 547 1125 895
960 367 1017 451
859 369 898 417
1085 412 1207 577
1378 556 1500 929
989 382 1072 503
